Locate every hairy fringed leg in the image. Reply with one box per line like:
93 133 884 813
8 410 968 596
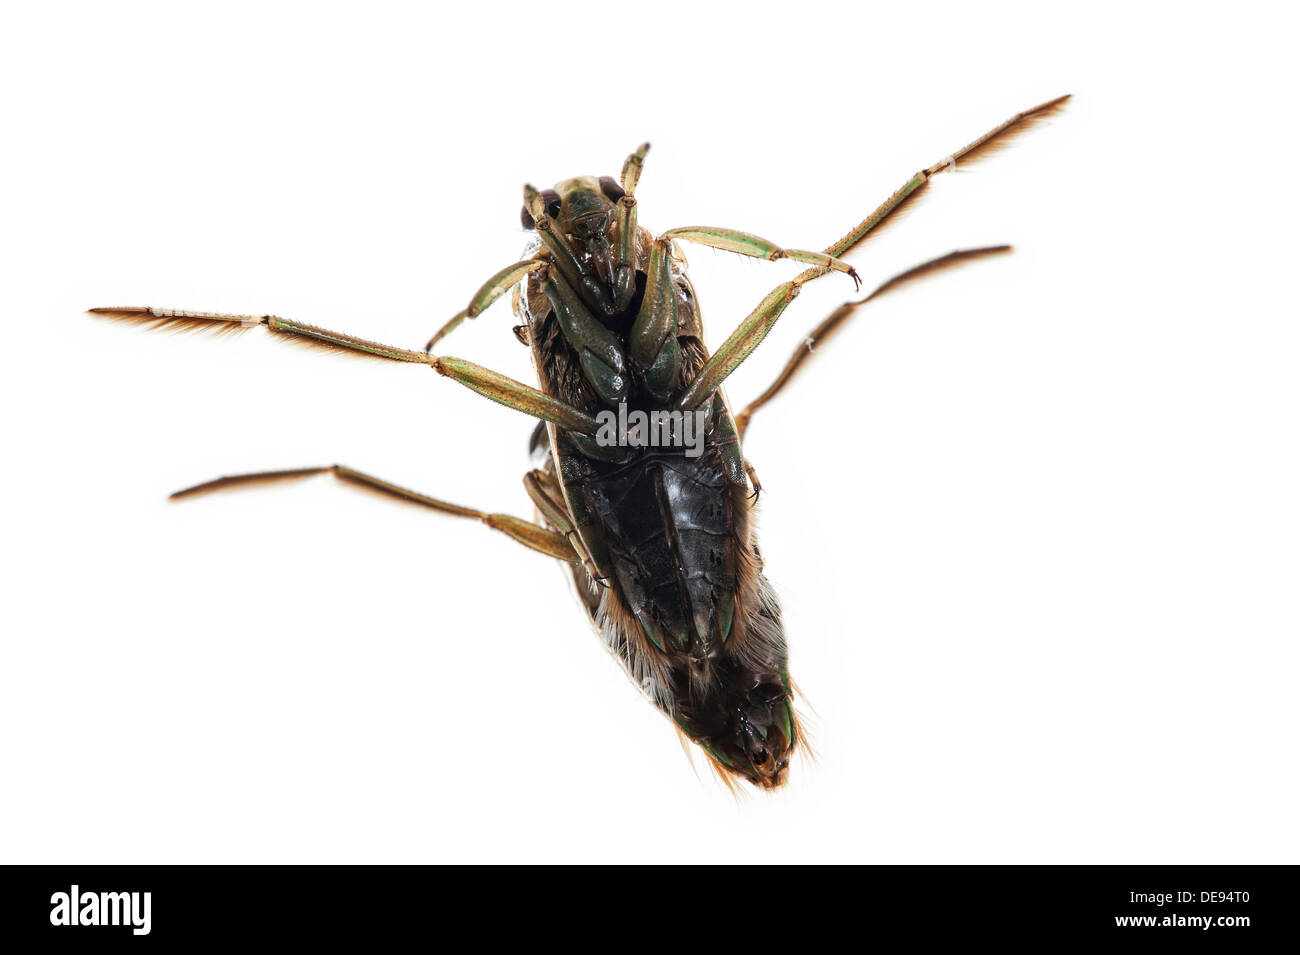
89 301 601 437
799 94 1071 278
84 100 1070 791
170 465 580 563
88 305 589 562
87 307 435 364
735 246 1014 437
676 94 1070 414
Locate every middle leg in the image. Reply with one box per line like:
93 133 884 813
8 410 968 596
171 464 581 563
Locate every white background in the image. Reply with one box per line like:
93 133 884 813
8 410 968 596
2 2 1296 864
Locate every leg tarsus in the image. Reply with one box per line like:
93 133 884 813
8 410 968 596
799 94 1070 280
743 460 763 502
88 307 433 364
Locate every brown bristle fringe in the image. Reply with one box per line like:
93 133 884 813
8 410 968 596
928 94 1072 173
169 467 332 500
87 306 260 338
865 244 1013 303
268 328 390 362
832 94 1071 259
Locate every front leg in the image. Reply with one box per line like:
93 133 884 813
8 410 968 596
423 258 547 353
418 258 611 437
610 142 651 313
538 266 629 404
658 226 861 289
524 185 621 319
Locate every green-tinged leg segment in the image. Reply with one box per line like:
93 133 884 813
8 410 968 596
659 226 861 290
535 216 615 316
735 246 1013 437
568 432 635 464
170 464 580 563
796 94 1070 283
642 336 680 403
675 281 801 413
424 259 547 353
90 302 605 445
613 195 640 312
87 307 433 364
613 143 650 313
431 356 601 435
524 182 620 318
419 256 602 438
711 393 748 489
620 142 650 195
523 468 606 583
539 268 629 404
628 239 681 401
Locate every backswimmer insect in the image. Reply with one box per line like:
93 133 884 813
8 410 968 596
90 95 1069 790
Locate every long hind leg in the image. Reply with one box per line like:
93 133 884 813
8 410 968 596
88 305 602 436
88 307 435 364
675 95 1069 412
805 94 1070 271
735 246 1012 437
171 465 580 563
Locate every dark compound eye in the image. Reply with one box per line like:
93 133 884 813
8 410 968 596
521 189 562 229
541 189 561 218
599 175 625 202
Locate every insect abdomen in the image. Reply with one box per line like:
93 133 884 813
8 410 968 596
586 448 739 659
